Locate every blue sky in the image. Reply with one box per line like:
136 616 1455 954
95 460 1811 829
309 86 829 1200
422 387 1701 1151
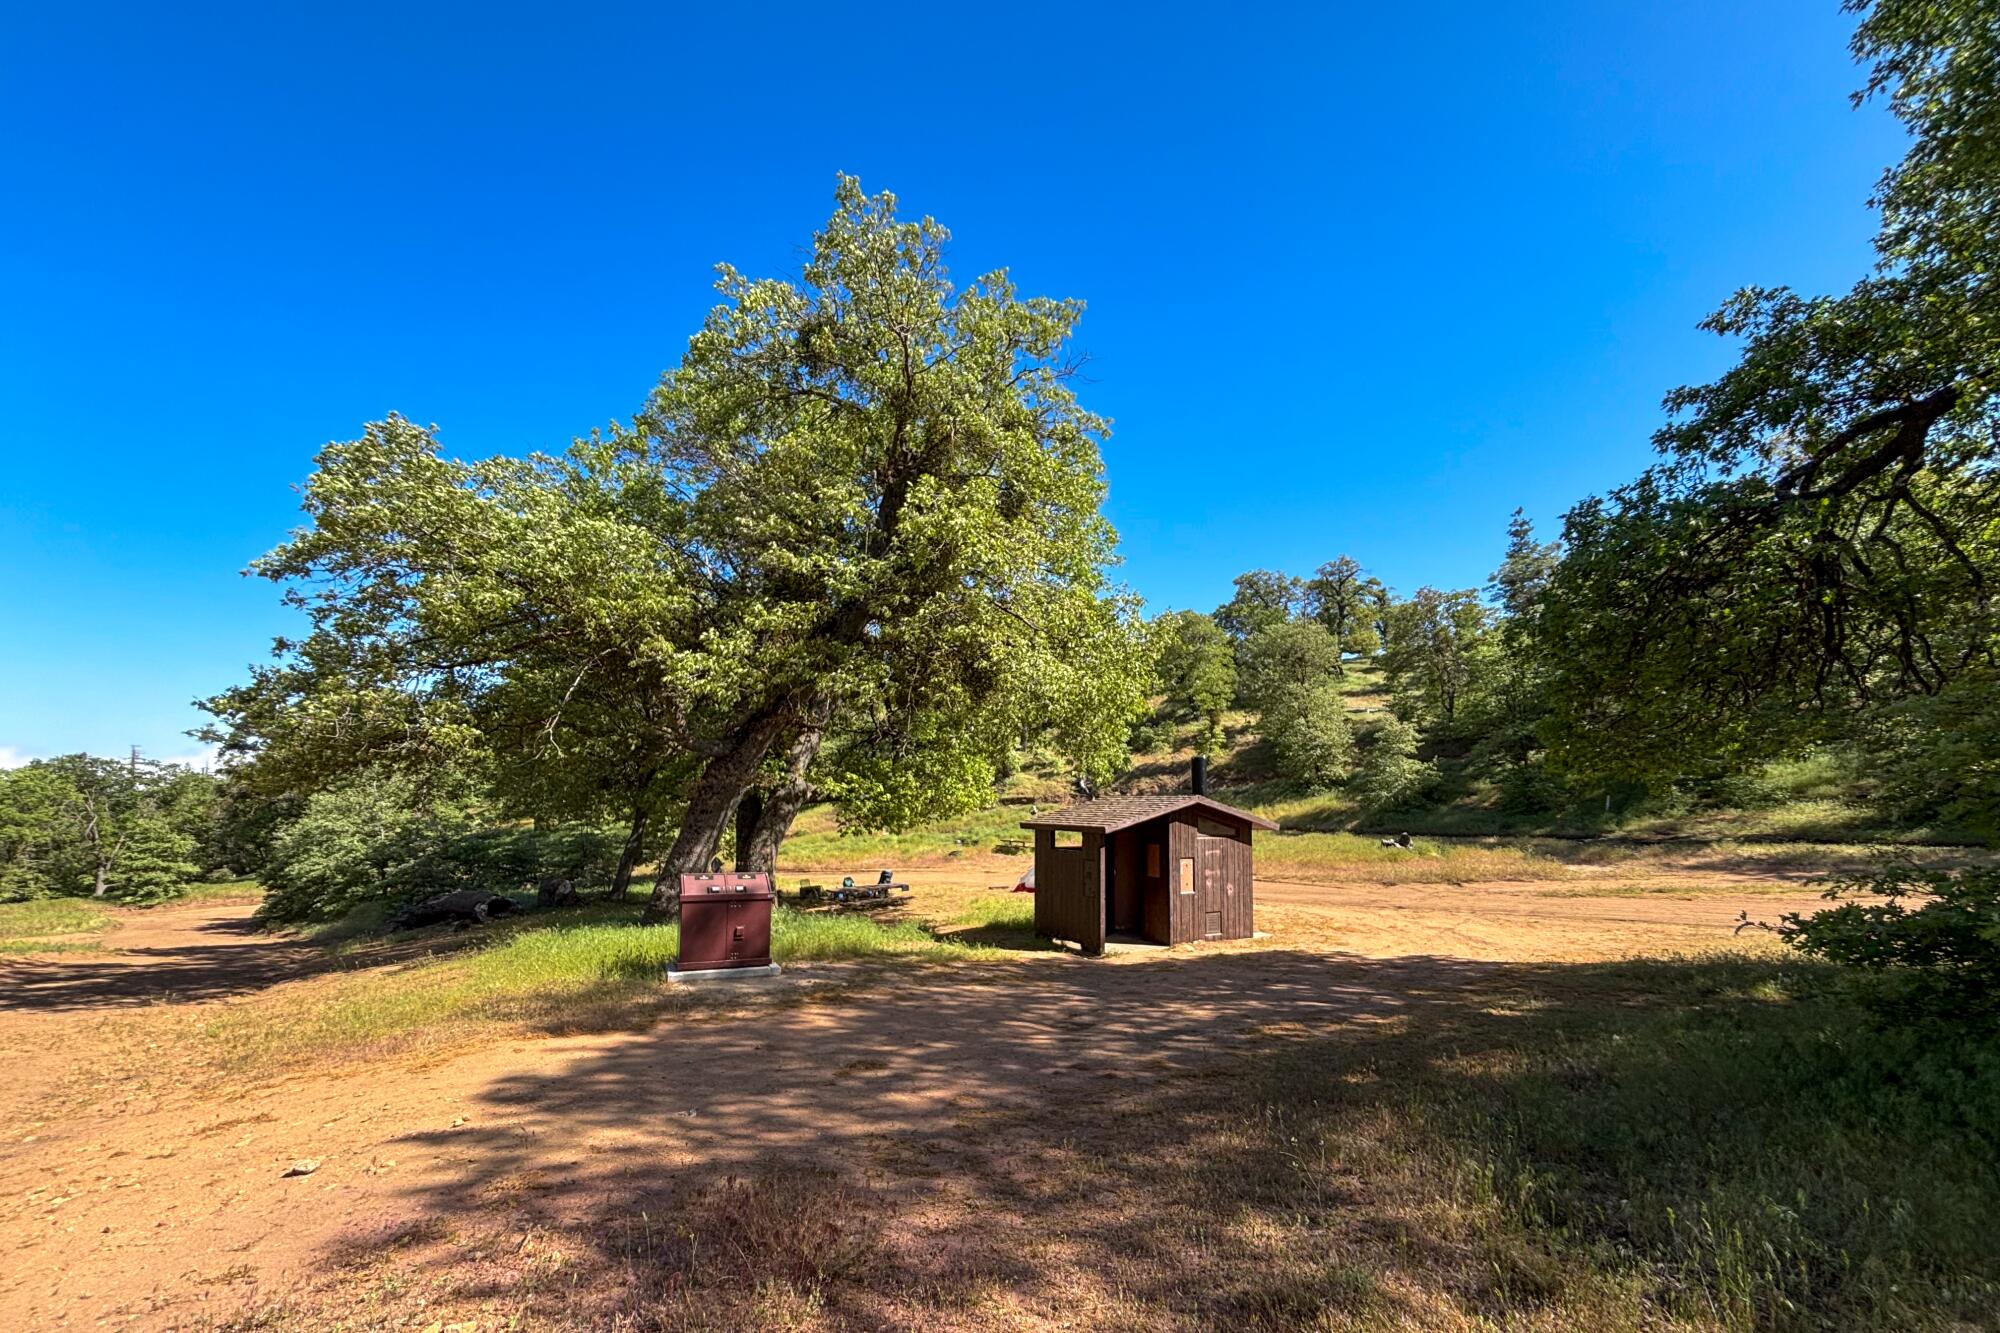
0 1 1904 764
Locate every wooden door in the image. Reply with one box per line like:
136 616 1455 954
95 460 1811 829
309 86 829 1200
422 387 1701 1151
1198 836 1227 939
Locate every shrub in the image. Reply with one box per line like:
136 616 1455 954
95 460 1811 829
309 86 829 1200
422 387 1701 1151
1866 669 2000 837
1127 715 1177 755
111 816 200 904
1495 758 1569 816
262 774 449 921
1349 716 1437 811
1264 683 1353 792
1776 862 2000 1022
261 772 621 922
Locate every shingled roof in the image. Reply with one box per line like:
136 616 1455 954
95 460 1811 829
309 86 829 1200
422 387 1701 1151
1020 794 1279 835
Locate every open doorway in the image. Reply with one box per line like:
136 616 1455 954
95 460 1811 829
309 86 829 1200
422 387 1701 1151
1106 825 1172 946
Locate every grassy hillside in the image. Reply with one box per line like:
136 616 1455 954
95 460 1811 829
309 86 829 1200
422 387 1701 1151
1123 665 1962 844
775 663 1981 879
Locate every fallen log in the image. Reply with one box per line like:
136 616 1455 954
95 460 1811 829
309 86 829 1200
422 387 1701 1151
389 889 521 932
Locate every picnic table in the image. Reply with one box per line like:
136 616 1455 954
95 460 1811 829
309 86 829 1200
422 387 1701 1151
790 870 912 910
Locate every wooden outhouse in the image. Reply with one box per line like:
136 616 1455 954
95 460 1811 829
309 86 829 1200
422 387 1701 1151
1023 791 1277 955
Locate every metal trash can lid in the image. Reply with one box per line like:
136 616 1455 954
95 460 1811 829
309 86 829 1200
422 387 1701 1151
677 871 774 901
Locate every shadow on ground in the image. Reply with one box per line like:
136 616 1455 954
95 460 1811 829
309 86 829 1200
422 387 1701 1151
0 913 341 1010
225 940 1994 1333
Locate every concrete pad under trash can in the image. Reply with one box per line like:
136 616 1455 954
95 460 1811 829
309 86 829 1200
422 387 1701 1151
665 962 784 985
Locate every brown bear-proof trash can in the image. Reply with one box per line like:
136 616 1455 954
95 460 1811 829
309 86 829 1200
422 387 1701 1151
666 871 782 983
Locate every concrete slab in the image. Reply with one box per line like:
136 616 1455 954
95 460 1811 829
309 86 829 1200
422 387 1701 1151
664 962 785 985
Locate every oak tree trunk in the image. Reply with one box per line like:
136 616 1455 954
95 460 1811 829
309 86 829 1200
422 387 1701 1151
643 710 790 921
732 789 764 872
610 804 651 901
742 726 823 872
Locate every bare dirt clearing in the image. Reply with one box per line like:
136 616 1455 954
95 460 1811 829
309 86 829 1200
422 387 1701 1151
0 867 1834 1330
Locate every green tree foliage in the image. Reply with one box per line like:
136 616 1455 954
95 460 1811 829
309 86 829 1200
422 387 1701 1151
112 817 199 905
202 767 302 879
1214 570 1303 641
1472 512 1564 772
1237 620 1342 714
0 756 215 902
1775 861 2000 1021
624 176 1144 870
1853 0 2000 278
1349 716 1437 811
1486 510 1560 623
1303 555 1387 667
1864 666 2000 836
0 764 71 900
1265 683 1354 791
261 770 622 923
262 772 449 922
1380 588 1495 726
211 179 1145 900
1537 0 1999 785
1151 610 1236 753
201 417 706 895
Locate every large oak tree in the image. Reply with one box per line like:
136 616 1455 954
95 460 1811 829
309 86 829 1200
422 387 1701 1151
208 179 1145 904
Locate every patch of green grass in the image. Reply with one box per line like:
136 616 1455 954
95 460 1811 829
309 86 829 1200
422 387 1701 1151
1255 830 1572 883
0 897 115 952
926 890 1044 949
198 904 1010 1074
781 804 1037 867
939 892 1035 930
172 879 268 906
1534 878 1828 898
302 899 400 944
0 938 119 955
773 907 1006 962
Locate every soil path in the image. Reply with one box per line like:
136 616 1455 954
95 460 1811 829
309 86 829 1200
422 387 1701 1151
1256 876 1808 960
0 874 1830 1329
1 901 336 1013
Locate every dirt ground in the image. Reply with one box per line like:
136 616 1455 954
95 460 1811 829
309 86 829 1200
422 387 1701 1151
0 865 1828 1330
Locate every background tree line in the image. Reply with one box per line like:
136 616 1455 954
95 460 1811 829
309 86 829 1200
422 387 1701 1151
0 754 213 902
1141 520 1547 817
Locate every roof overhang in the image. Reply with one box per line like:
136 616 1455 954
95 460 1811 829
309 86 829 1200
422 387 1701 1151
1021 795 1279 835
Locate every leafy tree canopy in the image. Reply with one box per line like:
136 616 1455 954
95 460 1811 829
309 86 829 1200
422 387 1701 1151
0 756 214 902
1304 555 1387 666
1536 0 1999 783
1381 589 1494 726
208 178 1146 891
1152 610 1237 752
1214 570 1304 641
1237 620 1342 714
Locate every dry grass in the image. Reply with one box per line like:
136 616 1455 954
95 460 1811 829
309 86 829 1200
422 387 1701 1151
187 952 1998 1332
206 1164 891 1333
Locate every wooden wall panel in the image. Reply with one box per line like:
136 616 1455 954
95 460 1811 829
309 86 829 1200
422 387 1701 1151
1032 829 1103 953
1219 832 1254 938
1038 813 1254 948
1168 817 1198 944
